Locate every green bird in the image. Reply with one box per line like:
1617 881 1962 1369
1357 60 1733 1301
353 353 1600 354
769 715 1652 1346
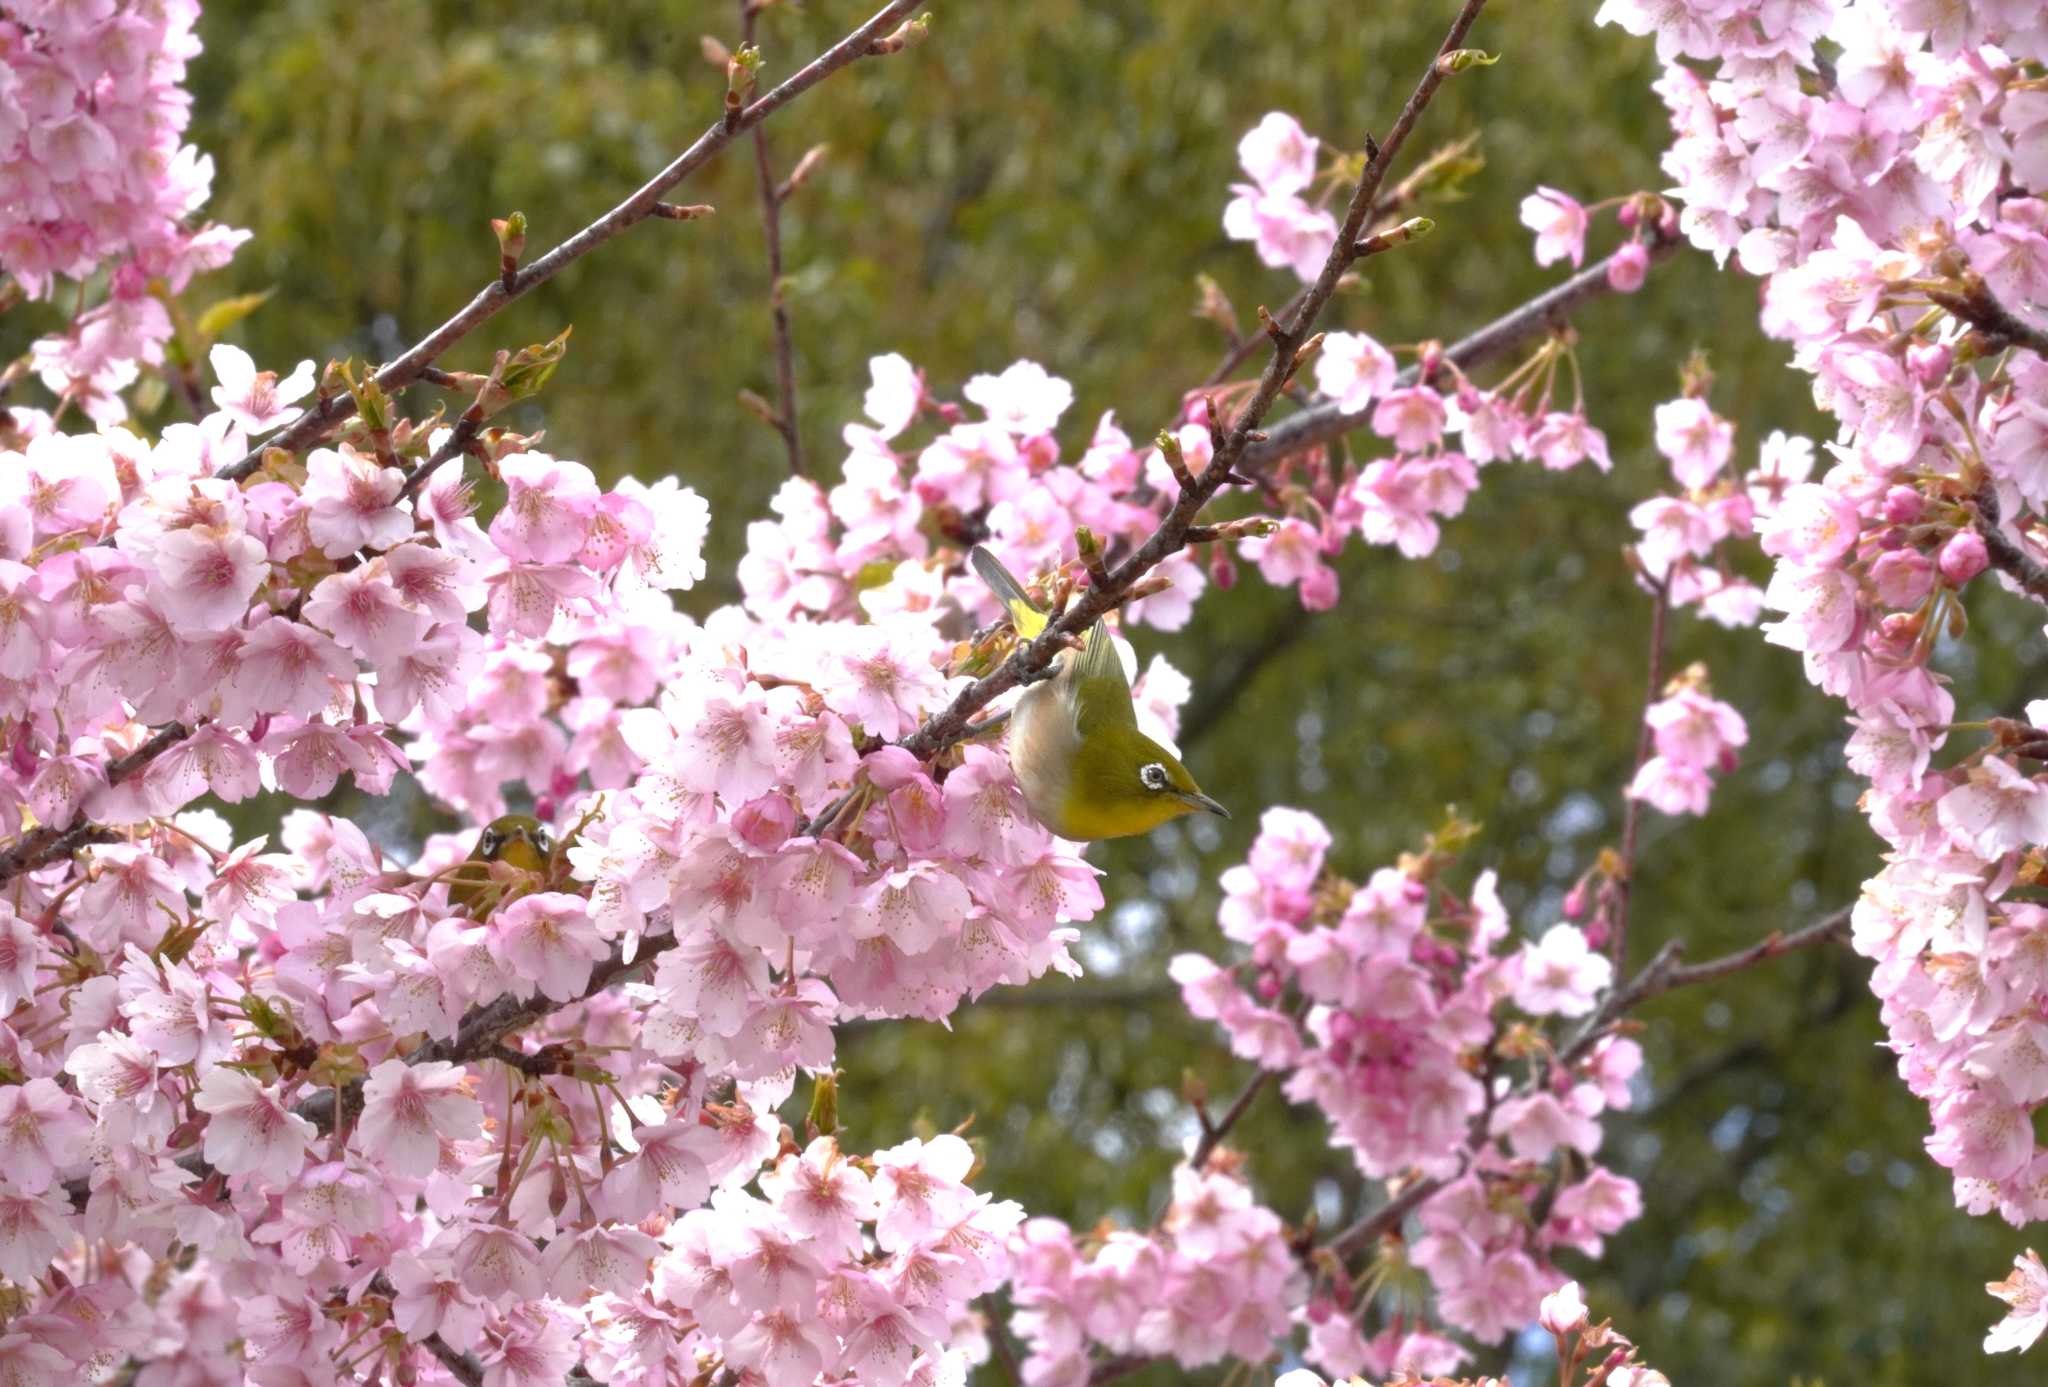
448 814 553 919
970 546 1229 840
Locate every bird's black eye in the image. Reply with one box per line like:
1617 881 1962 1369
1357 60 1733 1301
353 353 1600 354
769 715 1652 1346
1140 762 1169 791
479 828 501 857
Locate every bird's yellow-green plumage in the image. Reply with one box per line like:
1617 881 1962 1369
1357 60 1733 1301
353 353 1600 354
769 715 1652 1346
448 813 553 918
971 546 1228 841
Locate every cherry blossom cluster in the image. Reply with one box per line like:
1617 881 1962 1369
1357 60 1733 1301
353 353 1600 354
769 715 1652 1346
1166 808 1647 1365
1596 0 2048 1350
1276 1281 1672 1387
1618 391 1761 818
1006 1162 1308 1387
1 0 247 422
1215 114 1642 613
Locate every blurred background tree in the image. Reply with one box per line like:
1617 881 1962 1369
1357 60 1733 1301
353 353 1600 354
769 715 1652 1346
146 0 2040 1380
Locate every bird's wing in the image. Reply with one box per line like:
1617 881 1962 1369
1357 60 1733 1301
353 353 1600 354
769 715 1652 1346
1064 619 1139 735
970 545 1048 640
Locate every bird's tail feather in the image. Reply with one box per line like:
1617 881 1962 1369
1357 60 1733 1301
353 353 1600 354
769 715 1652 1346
969 545 1049 639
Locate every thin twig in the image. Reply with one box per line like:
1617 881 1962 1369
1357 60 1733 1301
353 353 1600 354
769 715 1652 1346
1556 907 1852 1070
1327 1173 1447 1257
742 0 806 477
981 1294 1027 1387
1609 577 1668 968
1190 1069 1273 1169
211 0 927 480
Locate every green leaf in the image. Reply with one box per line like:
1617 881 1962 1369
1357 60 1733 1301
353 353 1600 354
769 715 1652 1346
194 289 275 344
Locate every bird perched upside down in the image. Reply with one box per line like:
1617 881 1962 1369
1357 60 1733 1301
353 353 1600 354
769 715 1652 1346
970 546 1228 840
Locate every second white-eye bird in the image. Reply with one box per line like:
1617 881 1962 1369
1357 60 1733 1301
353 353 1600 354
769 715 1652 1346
971 546 1228 840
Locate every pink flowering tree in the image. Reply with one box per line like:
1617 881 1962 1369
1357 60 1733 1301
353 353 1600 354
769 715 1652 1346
2 0 2047 1383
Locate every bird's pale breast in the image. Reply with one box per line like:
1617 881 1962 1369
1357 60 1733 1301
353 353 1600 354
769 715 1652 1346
1007 678 1079 836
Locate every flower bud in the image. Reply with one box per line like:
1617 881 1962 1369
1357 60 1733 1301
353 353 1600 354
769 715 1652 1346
862 745 926 790
1210 546 1239 590
1907 341 1952 388
1881 485 1923 525
1540 1281 1590 1336
733 793 794 850
1256 970 1282 1000
1561 878 1589 920
1938 529 1989 587
1606 241 1649 293
1616 197 1640 229
1870 548 1934 609
1876 610 1922 653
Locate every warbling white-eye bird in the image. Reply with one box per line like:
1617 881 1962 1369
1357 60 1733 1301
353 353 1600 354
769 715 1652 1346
448 813 553 919
970 545 1229 840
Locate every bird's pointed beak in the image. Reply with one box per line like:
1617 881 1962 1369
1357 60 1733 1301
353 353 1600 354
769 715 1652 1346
1183 791 1230 820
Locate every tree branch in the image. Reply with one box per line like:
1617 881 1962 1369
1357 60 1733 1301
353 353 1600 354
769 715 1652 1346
1557 907 1852 1070
1929 280 2048 361
892 0 1492 770
0 722 191 886
212 0 927 480
1242 234 1681 473
1974 479 2048 606
1189 1069 1273 1169
742 0 806 478
1609 577 1668 968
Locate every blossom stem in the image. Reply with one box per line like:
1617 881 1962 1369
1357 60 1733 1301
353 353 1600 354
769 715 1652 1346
1609 577 1669 969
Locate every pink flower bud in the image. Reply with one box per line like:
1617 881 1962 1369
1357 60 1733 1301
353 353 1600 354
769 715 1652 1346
1938 529 1989 587
1210 548 1239 590
1616 197 1640 229
1606 241 1650 293
1658 206 1679 239
8 723 35 780
1876 611 1922 653
861 745 926 791
1540 1282 1590 1336
1870 548 1934 609
1882 486 1923 525
732 793 794 850
1256 969 1283 1000
1907 342 1952 388
1561 879 1589 920
1583 911 1610 952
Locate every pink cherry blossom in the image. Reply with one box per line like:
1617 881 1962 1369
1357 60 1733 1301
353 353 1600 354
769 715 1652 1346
207 343 314 433
1520 186 1588 267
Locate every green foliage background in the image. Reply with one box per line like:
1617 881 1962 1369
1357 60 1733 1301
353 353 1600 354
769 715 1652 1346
163 0 2039 1380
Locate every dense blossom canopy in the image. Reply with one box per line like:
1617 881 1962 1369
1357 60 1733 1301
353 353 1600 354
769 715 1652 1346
0 0 2046 1382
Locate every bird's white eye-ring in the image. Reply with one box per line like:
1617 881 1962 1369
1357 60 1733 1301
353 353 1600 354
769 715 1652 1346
479 827 502 857
1140 762 1169 791
531 826 554 854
